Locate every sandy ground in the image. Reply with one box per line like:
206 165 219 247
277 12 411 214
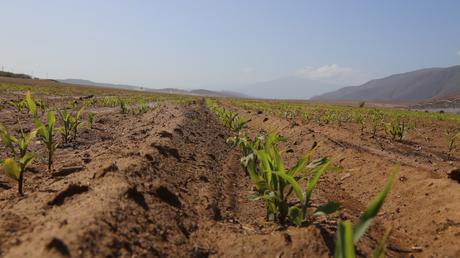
0 95 459 257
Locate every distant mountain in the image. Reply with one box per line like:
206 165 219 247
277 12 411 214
59 79 247 98
312 65 460 101
0 71 32 79
236 76 344 100
59 79 143 91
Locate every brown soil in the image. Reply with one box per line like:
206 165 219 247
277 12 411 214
227 103 460 258
0 95 459 257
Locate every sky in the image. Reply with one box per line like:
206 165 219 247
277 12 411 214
1 0 460 92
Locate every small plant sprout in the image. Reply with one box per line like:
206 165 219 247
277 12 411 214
0 123 37 195
334 171 396 258
118 97 129 114
384 116 407 141
70 106 85 141
26 91 57 171
356 115 366 135
58 108 73 144
36 111 57 172
370 110 384 138
447 130 460 159
58 106 85 144
136 101 149 115
88 112 95 128
238 132 339 225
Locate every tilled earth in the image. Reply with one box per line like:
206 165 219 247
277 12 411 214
0 98 459 257
0 100 332 258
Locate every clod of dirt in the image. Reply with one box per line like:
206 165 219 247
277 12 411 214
46 237 71 257
263 117 269 122
448 169 460 183
207 153 216 160
94 163 119 179
153 144 181 161
189 246 210 258
0 181 11 190
48 184 90 206
159 131 173 138
52 166 85 178
125 187 149 210
153 186 182 209
174 128 184 135
82 153 92 164
283 232 292 245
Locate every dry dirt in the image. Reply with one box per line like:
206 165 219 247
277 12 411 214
0 95 459 257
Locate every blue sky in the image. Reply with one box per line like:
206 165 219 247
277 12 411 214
1 0 460 90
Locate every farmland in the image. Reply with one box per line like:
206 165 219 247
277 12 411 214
0 78 460 257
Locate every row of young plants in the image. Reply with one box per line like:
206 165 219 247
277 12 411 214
206 99 397 257
0 90 162 195
229 99 460 156
0 92 88 195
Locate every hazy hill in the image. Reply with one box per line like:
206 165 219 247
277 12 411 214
59 79 247 98
312 65 460 101
0 71 32 79
59 79 143 91
237 76 343 100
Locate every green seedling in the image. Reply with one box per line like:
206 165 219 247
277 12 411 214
370 110 384 138
0 123 36 195
118 97 129 114
447 130 460 159
10 99 26 113
88 112 95 128
384 117 407 141
239 132 339 225
26 91 57 171
356 115 366 134
35 111 57 171
334 171 396 258
70 106 85 141
58 108 73 144
136 101 149 115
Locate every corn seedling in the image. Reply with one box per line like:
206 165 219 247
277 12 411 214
206 99 247 133
10 99 26 113
70 106 85 141
58 108 73 144
370 110 384 138
135 101 149 115
35 112 57 171
384 117 407 141
238 133 339 225
356 115 366 134
118 97 129 114
88 112 95 128
36 99 48 115
0 123 37 195
334 171 396 258
58 105 85 144
26 91 57 171
447 130 460 159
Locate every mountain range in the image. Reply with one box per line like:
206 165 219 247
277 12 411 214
59 79 248 98
312 65 460 101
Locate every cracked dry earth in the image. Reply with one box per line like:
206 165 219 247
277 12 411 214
0 101 335 258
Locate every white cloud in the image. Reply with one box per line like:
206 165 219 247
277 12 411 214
296 64 370 85
297 64 354 80
457 50 460 56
